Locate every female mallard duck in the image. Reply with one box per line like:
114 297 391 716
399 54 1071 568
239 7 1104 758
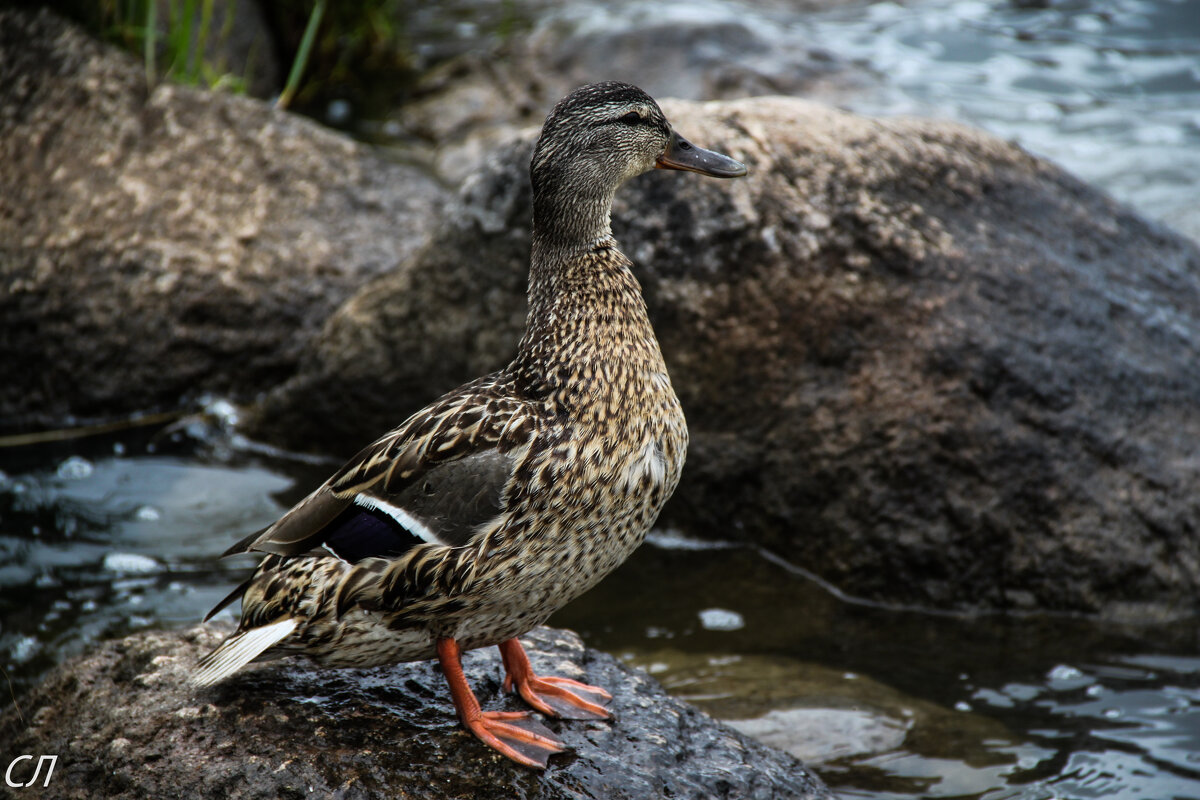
194 82 746 768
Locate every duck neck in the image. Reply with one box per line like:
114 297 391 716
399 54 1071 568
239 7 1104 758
525 175 622 325
529 178 617 263
515 181 662 399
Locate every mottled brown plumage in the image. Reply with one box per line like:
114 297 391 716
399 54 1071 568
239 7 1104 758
194 82 746 768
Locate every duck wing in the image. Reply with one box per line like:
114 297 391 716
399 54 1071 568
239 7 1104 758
222 374 539 564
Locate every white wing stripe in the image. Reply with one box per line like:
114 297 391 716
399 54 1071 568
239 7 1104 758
353 494 442 545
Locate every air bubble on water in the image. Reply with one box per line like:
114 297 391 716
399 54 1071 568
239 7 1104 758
698 608 745 631
135 505 161 522
1047 664 1093 691
202 397 240 427
57 456 94 480
10 635 39 663
1048 664 1083 681
103 552 161 574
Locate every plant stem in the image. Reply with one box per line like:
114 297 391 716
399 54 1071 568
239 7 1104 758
144 0 157 87
276 0 326 110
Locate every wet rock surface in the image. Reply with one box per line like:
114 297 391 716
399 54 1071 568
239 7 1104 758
0 624 830 800
252 97 1200 619
0 8 446 433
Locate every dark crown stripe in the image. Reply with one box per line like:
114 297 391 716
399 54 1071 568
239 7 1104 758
550 82 658 120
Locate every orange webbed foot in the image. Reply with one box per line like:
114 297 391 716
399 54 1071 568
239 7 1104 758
499 637 612 720
437 637 568 769
464 709 567 768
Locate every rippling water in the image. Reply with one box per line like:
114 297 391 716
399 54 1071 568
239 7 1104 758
803 0 1200 241
2 424 1198 799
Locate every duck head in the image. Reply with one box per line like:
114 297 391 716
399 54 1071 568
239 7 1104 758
530 82 746 247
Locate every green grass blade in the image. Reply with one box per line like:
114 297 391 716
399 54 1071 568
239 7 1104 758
195 0 215 85
144 0 157 87
276 0 326 110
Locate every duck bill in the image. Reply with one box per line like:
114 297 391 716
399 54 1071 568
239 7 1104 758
655 131 747 178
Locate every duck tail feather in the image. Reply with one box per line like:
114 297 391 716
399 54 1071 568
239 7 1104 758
202 576 252 623
192 618 298 687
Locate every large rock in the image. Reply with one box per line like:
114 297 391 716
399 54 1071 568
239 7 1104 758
250 97 1200 619
0 8 446 433
0 624 829 799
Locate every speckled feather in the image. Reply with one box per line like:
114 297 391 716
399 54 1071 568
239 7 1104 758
195 83 709 679
236 244 688 667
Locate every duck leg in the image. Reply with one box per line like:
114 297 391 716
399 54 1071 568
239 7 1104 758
436 637 567 768
498 637 612 720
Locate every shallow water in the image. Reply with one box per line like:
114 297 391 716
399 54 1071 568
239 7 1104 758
2 423 1198 799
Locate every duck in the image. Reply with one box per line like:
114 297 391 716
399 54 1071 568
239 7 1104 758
193 81 747 769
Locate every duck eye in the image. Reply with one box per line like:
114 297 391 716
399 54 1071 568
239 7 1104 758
619 111 643 126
